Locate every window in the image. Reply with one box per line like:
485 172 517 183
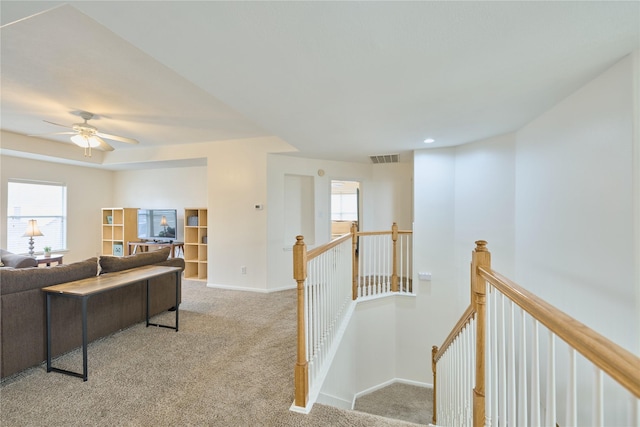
6 180 67 254
331 180 359 221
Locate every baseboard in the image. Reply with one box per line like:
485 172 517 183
205 283 296 293
316 391 352 410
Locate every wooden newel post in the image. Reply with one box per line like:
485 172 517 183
472 240 490 427
391 222 399 292
351 222 359 300
432 345 438 425
293 235 309 408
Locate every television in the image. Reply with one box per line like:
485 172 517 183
137 209 178 242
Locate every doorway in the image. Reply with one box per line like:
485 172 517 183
331 180 360 238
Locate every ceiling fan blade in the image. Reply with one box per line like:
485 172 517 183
28 131 76 136
95 132 139 145
94 136 115 152
43 120 73 129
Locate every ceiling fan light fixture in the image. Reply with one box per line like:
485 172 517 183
70 134 100 148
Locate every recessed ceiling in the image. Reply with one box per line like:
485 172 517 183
1 1 638 166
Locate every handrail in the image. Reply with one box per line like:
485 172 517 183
478 266 640 399
356 229 413 237
434 304 475 363
307 233 351 261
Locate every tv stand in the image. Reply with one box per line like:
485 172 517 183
127 241 184 259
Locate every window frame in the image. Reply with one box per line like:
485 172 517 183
6 179 68 254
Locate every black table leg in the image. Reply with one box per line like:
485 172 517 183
46 293 52 372
175 271 180 332
146 274 179 331
47 294 87 380
82 297 88 381
146 279 150 327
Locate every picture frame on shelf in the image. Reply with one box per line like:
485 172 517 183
113 243 124 257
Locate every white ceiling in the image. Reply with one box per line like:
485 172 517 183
1 1 639 166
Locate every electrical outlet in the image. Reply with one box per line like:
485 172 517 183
418 272 432 281
241 266 247 275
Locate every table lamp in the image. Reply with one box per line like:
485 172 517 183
160 215 168 234
23 219 44 257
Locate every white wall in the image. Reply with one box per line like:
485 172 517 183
283 174 315 246
266 154 414 291
515 54 637 355
412 148 459 344
319 297 398 409
512 50 638 427
401 135 516 382
206 140 272 291
112 165 207 241
369 162 414 231
0 153 114 263
330 54 637 406
453 133 516 283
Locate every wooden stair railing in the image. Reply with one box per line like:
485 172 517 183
292 223 413 412
432 241 640 426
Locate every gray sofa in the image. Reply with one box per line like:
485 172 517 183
0 247 184 379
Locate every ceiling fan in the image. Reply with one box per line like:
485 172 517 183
34 111 139 157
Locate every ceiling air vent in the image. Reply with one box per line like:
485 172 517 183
370 154 399 164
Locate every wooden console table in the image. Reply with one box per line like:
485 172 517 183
35 254 64 266
42 265 182 381
127 241 184 258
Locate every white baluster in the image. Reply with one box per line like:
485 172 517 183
383 235 387 293
508 300 516 426
360 238 365 297
377 235 381 294
499 292 507 426
399 235 405 292
566 348 577 427
530 320 540 426
468 323 473 426
362 237 368 296
370 236 375 295
593 367 603 426
460 331 466 426
545 331 556 426
491 288 498 427
486 287 493 427
518 309 528 426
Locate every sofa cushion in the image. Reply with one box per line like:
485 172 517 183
0 257 98 295
0 249 37 269
99 247 171 274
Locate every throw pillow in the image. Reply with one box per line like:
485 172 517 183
99 247 171 274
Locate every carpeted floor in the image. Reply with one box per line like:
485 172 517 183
1 280 426 426
354 383 433 425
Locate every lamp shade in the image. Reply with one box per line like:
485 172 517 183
71 134 100 148
23 219 44 237
160 216 168 226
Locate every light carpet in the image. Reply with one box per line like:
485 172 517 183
354 383 432 425
1 280 426 426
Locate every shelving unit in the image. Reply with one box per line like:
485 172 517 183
102 208 138 256
184 208 207 280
